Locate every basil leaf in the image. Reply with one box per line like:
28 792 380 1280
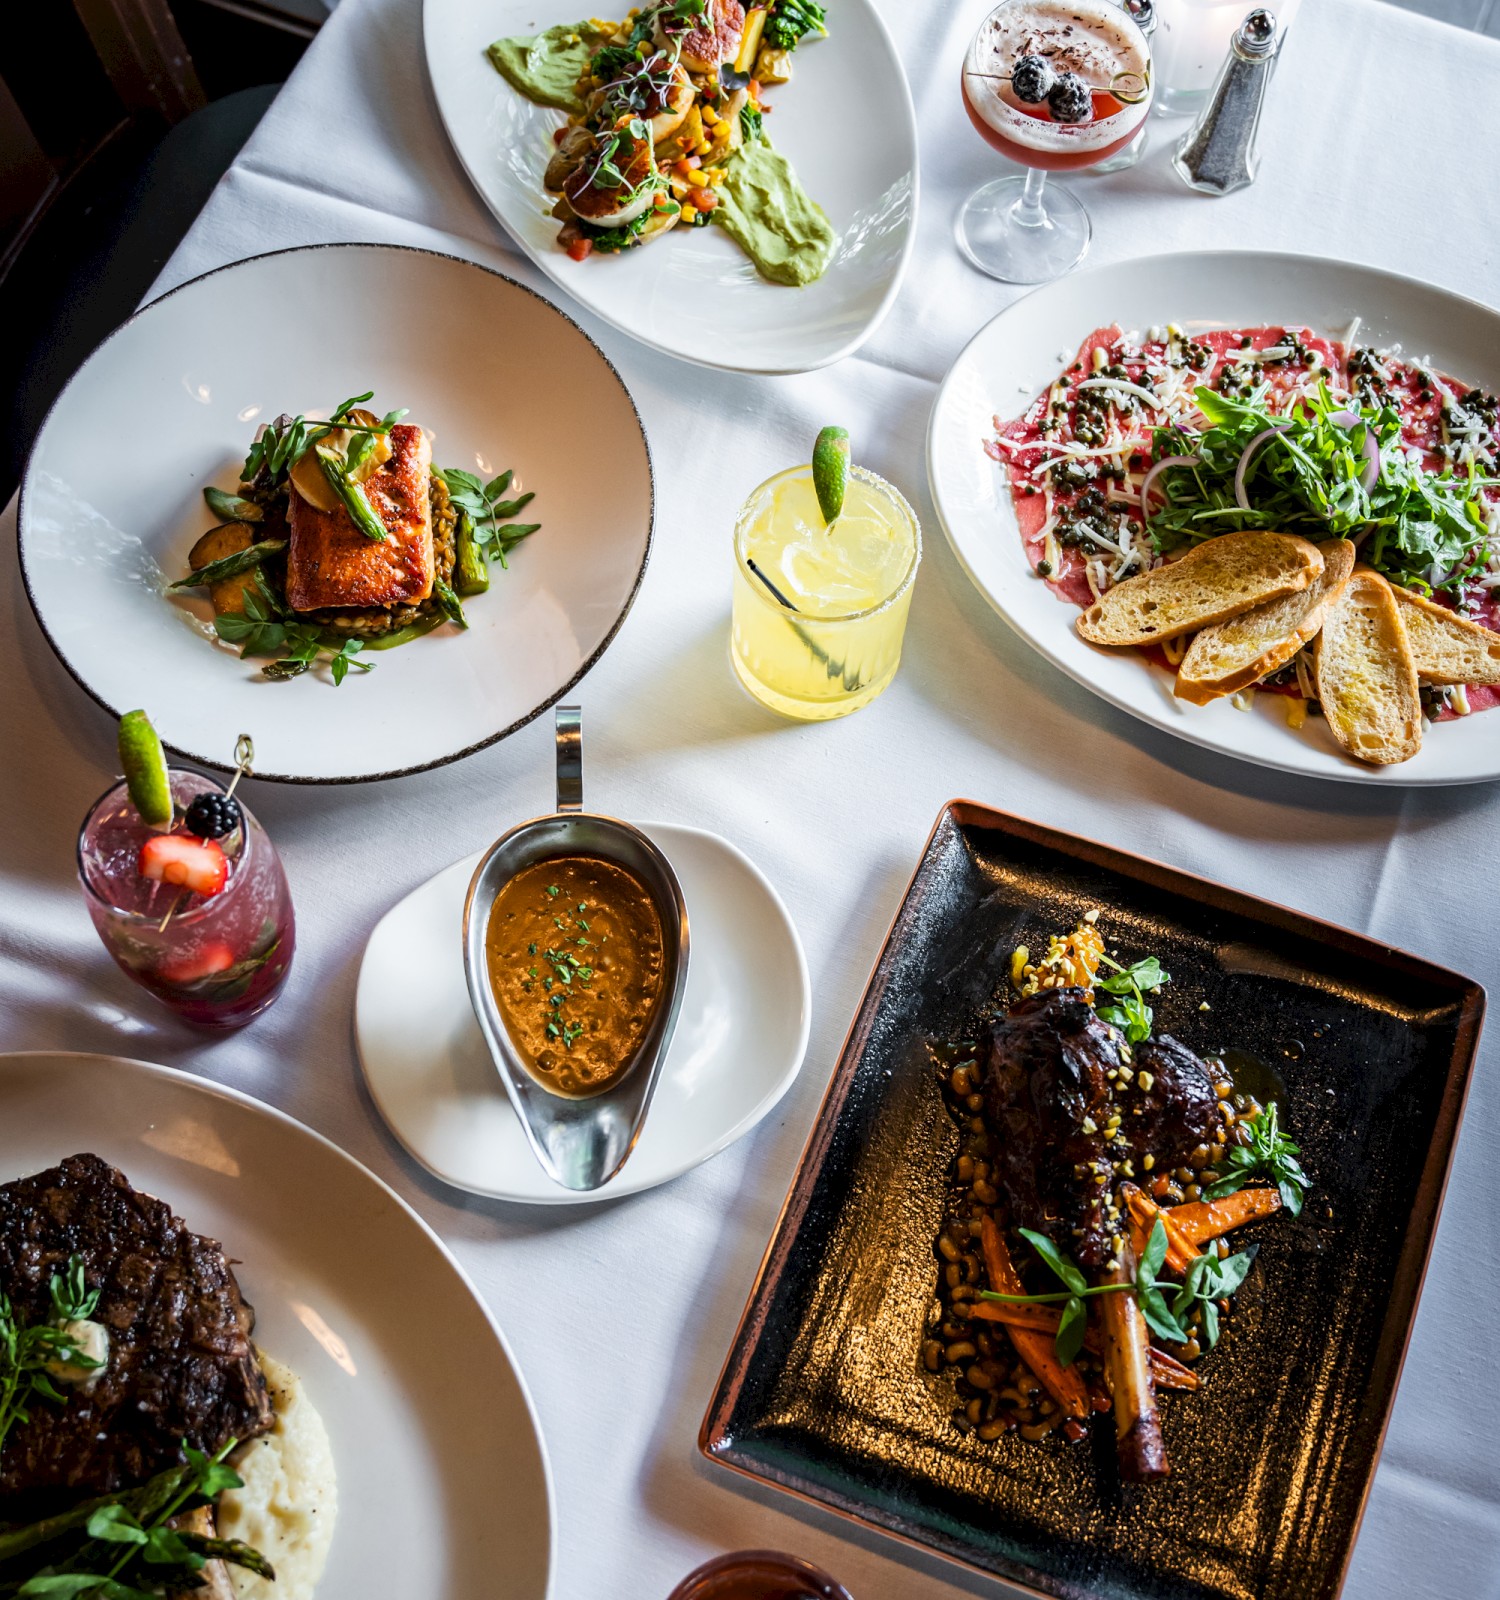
1137 1215 1170 1285
1137 1282 1188 1344
1055 1294 1088 1367
1017 1227 1087 1295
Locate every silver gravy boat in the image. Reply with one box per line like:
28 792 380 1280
462 707 689 1192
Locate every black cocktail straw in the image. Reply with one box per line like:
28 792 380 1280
744 560 860 692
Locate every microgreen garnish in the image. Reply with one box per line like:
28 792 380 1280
240 390 401 489
433 466 540 570
979 1218 1258 1364
0 1255 101 1457
1204 1102 1310 1217
1095 953 1169 1043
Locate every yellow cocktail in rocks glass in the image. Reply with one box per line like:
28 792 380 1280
731 457 921 721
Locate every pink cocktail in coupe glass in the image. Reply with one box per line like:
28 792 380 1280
958 0 1153 282
78 768 295 1027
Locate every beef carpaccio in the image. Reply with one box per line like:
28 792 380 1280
987 322 1500 718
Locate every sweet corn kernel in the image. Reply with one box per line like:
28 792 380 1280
701 104 720 125
685 168 708 187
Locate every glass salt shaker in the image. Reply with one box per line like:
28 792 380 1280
1172 8 1279 195
1092 0 1157 174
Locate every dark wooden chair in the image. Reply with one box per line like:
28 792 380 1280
1 0 310 504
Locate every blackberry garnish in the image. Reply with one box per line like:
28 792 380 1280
184 792 243 841
1010 53 1056 104
1048 72 1093 124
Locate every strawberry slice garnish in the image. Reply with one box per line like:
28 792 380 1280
138 833 229 897
156 942 236 985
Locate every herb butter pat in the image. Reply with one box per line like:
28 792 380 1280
43 1318 109 1389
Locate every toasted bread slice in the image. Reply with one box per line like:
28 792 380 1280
1175 539 1355 705
1076 531 1323 648
1314 569 1421 765
1389 583 1500 686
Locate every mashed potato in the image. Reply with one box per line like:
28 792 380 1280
217 1352 338 1600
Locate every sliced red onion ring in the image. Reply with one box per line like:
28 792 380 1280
1140 454 1200 518
1328 408 1381 490
1234 422 1291 510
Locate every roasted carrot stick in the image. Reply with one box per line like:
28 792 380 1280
979 1216 1091 1420
1098 1243 1168 1481
1170 1187 1282 1245
968 1302 1199 1392
966 1300 1066 1337
1121 1183 1200 1274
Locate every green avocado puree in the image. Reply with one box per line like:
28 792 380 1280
713 140 836 288
486 20 611 113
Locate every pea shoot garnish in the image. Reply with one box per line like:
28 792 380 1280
979 1218 1259 1365
1095 953 1169 1044
1205 1102 1310 1216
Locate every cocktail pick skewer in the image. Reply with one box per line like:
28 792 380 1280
158 734 255 933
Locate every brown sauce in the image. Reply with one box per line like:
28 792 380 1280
484 855 665 1097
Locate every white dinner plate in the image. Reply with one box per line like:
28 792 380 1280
18 244 654 783
355 823 810 1203
423 0 918 375
0 1052 553 1598
927 249 1500 786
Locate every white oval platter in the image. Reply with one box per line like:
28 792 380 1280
928 250 1500 786
423 0 918 375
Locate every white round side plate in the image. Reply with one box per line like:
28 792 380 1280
0 1052 553 1599
18 244 653 783
927 249 1500 786
422 0 918 375
355 822 810 1203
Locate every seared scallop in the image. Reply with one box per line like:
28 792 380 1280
544 123 596 192
655 0 745 75
563 121 660 226
649 62 696 142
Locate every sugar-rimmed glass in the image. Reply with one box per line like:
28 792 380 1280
730 463 921 722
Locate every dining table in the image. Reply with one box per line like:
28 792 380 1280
4 0 1500 1594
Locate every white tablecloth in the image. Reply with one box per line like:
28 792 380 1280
6 0 1500 1594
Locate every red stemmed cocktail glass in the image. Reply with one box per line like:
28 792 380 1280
959 0 1153 282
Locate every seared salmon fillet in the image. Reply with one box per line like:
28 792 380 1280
285 423 434 611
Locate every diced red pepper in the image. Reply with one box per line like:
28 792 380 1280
689 188 719 213
566 235 594 262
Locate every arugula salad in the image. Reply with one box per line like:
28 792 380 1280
171 392 540 687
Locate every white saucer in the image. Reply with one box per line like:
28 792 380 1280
355 823 810 1203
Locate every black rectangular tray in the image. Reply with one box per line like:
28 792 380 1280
700 800 1483 1600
